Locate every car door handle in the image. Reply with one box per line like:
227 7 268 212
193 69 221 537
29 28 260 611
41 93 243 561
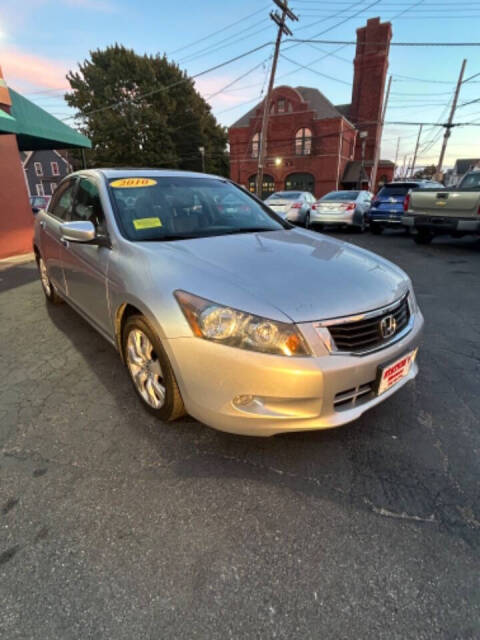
60 238 69 248
40 220 46 229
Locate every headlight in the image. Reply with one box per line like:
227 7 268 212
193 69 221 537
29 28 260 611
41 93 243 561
175 291 310 357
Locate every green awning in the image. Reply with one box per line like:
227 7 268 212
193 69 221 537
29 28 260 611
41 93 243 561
8 88 91 151
0 108 17 134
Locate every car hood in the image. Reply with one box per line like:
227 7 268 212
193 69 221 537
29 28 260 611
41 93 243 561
144 229 409 323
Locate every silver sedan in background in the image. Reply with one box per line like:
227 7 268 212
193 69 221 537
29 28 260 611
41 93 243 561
265 191 315 226
309 190 373 232
34 169 423 437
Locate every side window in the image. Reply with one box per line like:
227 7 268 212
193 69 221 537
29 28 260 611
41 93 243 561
49 180 76 220
71 178 106 233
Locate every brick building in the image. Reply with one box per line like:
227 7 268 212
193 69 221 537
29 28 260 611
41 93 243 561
229 17 395 199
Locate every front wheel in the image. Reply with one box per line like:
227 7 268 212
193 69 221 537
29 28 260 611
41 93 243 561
414 230 434 245
36 255 63 304
123 314 185 421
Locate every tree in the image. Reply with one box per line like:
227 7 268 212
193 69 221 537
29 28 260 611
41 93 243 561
65 45 229 175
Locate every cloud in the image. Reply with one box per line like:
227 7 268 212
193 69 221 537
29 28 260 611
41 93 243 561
195 73 263 108
0 46 71 91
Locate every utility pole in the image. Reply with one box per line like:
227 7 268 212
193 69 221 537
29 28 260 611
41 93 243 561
256 0 298 198
405 157 412 179
410 124 423 178
401 154 407 178
435 58 467 181
393 137 400 178
371 74 392 192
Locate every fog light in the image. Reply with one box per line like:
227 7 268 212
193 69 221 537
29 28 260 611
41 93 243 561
233 394 254 407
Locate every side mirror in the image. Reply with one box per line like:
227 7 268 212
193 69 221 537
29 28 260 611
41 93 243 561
60 220 96 243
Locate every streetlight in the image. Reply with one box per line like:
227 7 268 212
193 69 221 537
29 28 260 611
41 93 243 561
198 146 205 173
358 131 368 190
275 157 282 166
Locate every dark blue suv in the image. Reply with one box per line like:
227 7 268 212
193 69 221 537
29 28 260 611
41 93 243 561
368 180 444 234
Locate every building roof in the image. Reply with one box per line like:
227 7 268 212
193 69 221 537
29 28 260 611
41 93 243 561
334 103 351 118
231 86 350 128
3 88 91 151
342 161 370 184
454 158 480 175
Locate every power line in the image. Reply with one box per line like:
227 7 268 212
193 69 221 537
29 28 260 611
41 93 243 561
285 38 480 46
279 53 351 85
167 4 270 56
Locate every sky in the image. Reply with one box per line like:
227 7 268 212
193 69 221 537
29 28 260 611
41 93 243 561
1 0 479 169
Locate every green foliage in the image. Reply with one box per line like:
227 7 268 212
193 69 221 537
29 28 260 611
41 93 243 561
65 45 229 176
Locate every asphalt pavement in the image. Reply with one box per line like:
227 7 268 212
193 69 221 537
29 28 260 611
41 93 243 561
1 230 479 639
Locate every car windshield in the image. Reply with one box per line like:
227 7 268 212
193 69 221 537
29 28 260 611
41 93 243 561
108 176 288 241
321 191 359 201
267 192 302 200
378 184 419 197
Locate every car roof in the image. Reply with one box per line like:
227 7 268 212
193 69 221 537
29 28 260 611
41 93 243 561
79 168 227 181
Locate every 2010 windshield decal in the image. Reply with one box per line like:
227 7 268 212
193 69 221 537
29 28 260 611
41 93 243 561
110 178 157 188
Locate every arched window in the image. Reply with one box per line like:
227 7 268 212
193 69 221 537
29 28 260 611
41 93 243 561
285 173 315 194
295 128 312 156
248 174 275 200
251 132 260 158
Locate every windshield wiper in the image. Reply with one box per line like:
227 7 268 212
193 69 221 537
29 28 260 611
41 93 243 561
220 227 281 235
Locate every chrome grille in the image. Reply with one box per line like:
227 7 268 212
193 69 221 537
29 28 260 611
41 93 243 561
328 295 410 353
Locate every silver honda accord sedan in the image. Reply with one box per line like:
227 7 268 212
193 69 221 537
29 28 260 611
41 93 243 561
33 169 424 436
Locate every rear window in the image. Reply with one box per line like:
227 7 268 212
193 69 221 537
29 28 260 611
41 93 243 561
268 192 302 200
459 172 480 189
321 191 359 201
377 184 419 197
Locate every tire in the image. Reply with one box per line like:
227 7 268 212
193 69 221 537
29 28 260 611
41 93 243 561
36 254 63 304
122 314 185 421
370 223 383 235
414 230 434 245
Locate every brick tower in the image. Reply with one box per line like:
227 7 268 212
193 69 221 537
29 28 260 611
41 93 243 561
350 17 392 163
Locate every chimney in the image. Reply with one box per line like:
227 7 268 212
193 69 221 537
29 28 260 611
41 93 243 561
350 18 392 163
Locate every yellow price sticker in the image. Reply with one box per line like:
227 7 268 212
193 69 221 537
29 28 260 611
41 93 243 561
110 178 157 188
133 217 163 230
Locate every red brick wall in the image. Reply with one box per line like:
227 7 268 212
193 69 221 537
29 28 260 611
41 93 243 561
350 18 392 164
229 86 357 199
0 135 34 259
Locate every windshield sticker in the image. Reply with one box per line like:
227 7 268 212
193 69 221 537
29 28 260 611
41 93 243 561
133 217 162 230
110 178 157 188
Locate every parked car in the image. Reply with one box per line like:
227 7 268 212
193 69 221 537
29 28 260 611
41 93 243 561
34 169 423 437
404 170 480 244
368 180 444 234
309 190 373 232
30 195 51 214
265 191 315 226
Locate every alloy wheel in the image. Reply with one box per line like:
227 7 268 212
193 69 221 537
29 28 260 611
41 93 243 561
126 328 166 409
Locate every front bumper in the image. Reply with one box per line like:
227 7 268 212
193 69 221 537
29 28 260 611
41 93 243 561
166 310 424 436
404 214 480 234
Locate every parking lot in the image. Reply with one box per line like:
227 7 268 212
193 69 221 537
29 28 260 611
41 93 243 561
1 230 479 639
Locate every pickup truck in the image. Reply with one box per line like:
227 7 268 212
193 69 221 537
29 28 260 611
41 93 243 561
403 170 480 244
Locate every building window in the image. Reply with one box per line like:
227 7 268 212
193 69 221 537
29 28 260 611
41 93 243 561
295 128 312 156
36 183 45 196
277 98 286 113
251 132 260 159
50 183 57 194
248 174 275 200
34 162 43 177
285 173 315 194
51 161 60 176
